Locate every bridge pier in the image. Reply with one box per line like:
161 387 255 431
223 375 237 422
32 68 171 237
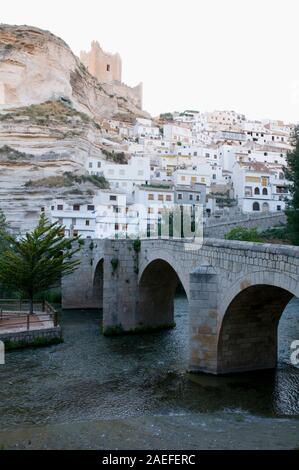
189 266 220 374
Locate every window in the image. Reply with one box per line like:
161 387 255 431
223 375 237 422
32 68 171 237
245 186 252 197
148 194 154 201
212 174 216 180
109 195 117 201
73 204 80 211
57 204 63 210
178 193 182 200
196 195 200 201
181 176 186 181
158 194 164 201
253 202 260 211
119 169 125 175
51 206 54 210
262 188 268 195
254 187 260 195
87 205 95 211
106 64 110 72
97 162 101 168
277 205 281 211
41 207 45 212
85 220 90 226
166 195 172 201
72 218 76 225
115 223 119 231
189 194 193 200
113 206 121 213
73 230 78 237
148 207 154 214
89 162 93 168
191 176 197 183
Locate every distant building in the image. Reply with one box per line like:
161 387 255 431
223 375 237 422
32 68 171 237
174 183 206 207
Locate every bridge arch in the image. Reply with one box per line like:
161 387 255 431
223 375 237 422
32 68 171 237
92 258 104 309
217 271 299 374
137 258 187 330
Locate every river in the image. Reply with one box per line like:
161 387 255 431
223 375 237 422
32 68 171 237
0 296 298 449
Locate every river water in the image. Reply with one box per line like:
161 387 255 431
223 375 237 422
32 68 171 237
0 296 298 449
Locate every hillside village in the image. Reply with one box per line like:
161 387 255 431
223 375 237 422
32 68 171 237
0 25 294 238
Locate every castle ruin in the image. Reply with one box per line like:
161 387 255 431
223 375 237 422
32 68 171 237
80 41 143 110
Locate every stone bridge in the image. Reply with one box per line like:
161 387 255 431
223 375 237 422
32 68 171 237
62 238 299 375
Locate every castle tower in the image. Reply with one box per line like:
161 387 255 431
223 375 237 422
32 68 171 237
80 41 122 84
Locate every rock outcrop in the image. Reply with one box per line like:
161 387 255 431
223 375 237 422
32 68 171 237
0 24 149 120
0 101 112 233
0 25 148 233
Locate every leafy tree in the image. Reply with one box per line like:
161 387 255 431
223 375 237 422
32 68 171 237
0 213 81 313
0 208 9 251
285 125 299 245
225 226 262 242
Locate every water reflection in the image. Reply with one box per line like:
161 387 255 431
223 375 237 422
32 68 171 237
0 295 298 429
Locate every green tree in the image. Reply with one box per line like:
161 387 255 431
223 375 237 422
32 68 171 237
0 213 81 313
285 125 299 245
225 226 262 242
0 208 9 251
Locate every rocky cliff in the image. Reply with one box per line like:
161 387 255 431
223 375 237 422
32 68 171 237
0 25 147 233
0 24 149 120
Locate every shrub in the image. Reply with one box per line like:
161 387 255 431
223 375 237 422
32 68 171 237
225 226 262 242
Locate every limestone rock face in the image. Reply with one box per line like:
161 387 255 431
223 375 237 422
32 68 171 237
0 24 149 120
0 101 110 233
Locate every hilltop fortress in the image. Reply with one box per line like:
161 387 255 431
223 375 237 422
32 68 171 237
80 41 143 110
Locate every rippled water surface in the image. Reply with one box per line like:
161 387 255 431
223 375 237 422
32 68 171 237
0 296 299 430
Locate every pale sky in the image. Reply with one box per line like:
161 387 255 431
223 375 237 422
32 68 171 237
1 0 299 123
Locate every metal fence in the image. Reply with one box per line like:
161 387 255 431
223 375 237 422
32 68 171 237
0 299 58 331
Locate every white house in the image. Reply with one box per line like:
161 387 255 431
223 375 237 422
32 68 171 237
163 123 192 144
50 191 139 239
87 155 151 195
232 161 290 213
133 118 160 139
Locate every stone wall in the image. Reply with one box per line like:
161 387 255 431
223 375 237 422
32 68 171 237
204 212 286 238
0 326 62 348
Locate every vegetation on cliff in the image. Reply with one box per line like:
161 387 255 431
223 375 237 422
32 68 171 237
0 145 33 161
0 100 99 128
102 148 127 164
25 171 110 190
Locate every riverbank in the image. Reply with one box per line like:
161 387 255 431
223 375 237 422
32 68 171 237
1 296 298 450
1 413 299 450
